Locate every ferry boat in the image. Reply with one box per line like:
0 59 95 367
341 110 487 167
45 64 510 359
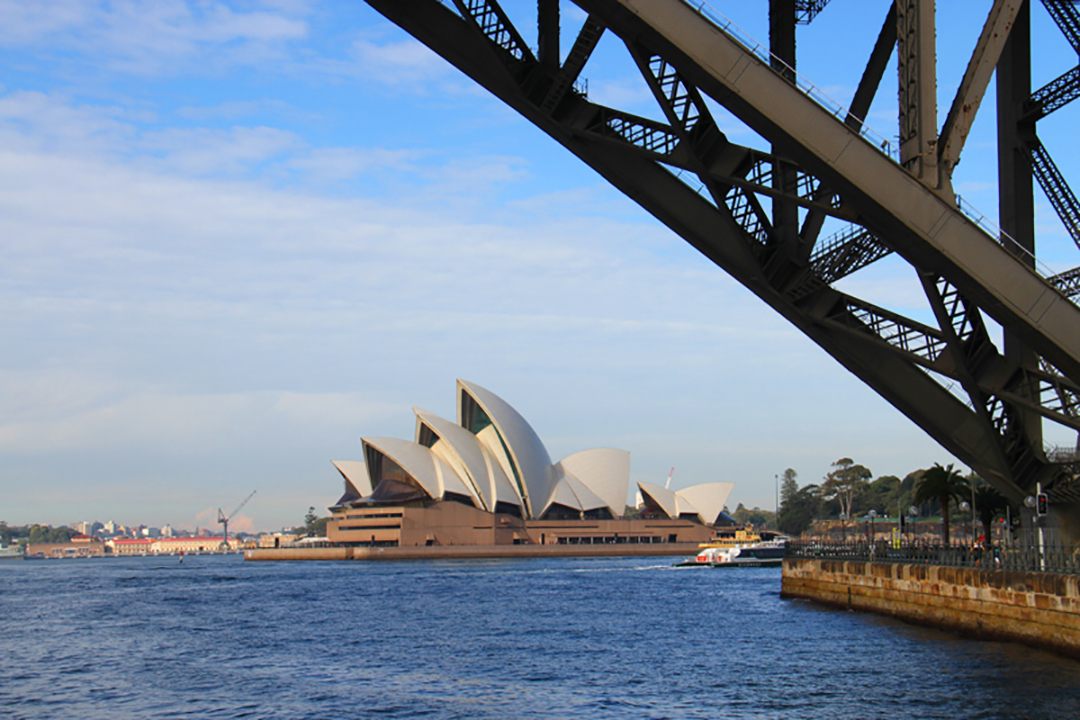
675 528 787 567
0 544 24 561
701 538 786 567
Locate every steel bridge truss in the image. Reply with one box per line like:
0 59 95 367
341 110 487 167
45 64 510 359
367 0 1080 506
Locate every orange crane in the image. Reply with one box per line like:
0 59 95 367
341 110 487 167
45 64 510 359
217 490 256 551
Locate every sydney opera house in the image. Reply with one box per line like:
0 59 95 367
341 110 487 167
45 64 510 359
325 380 734 548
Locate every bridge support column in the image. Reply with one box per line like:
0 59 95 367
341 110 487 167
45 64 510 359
998 1 1044 456
896 0 940 188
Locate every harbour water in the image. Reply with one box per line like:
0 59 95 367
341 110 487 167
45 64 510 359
2 555 1078 719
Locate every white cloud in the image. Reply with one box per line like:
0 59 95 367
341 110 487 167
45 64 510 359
349 33 451 85
136 125 302 176
286 146 421 183
0 0 309 74
175 99 319 123
587 77 657 112
0 90 136 155
0 382 396 455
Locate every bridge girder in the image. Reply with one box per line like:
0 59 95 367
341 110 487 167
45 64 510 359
364 0 1080 511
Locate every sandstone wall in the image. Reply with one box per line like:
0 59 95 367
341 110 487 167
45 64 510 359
782 558 1080 659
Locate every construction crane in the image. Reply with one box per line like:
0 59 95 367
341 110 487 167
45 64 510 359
217 490 256 551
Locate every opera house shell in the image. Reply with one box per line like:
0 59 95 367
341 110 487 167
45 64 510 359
325 380 735 549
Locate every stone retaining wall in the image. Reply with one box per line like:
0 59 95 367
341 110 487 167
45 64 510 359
782 558 1080 659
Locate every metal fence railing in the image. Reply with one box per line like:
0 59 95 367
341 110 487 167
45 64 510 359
786 539 1080 575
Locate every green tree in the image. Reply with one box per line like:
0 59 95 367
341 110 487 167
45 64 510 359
973 482 1011 544
778 483 822 536
913 463 969 544
821 458 872 520
780 468 799 505
27 525 76 544
732 504 774 528
302 507 329 538
854 475 902 516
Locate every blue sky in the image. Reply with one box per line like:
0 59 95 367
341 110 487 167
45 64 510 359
1 0 1077 532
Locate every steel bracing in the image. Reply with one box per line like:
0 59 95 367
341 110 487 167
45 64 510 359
365 0 1080 511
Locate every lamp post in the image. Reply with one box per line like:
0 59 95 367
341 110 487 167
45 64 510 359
959 501 971 547
1024 486 1047 571
868 509 877 544
839 512 847 543
774 473 779 529
907 506 918 543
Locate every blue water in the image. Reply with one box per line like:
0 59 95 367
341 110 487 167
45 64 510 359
1 556 1078 719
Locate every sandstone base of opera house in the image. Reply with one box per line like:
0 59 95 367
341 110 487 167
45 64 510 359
782 558 1080 660
245 542 704 562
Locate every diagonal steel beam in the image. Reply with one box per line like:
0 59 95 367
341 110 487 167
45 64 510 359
1049 266 1080 299
939 0 1023 180
1024 65 1080 120
453 0 535 64
794 0 831 25
845 3 896 133
1042 0 1080 54
1027 139 1080 250
541 16 605 113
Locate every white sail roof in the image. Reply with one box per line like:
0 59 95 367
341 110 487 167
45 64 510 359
361 436 477 506
562 472 610 513
331 460 372 497
637 481 679 519
458 379 555 518
556 448 629 518
542 475 584 515
414 407 521 512
637 481 728 524
677 482 735 525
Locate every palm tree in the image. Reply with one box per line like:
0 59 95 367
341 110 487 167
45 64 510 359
974 484 1011 545
913 463 969 544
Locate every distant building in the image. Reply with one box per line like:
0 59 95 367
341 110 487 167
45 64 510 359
27 536 106 559
258 533 299 548
109 538 156 556
107 537 242 555
325 380 734 548
154 537 241 554
161 524 175 538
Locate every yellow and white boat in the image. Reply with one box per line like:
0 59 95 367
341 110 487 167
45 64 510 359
675 529 787 567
